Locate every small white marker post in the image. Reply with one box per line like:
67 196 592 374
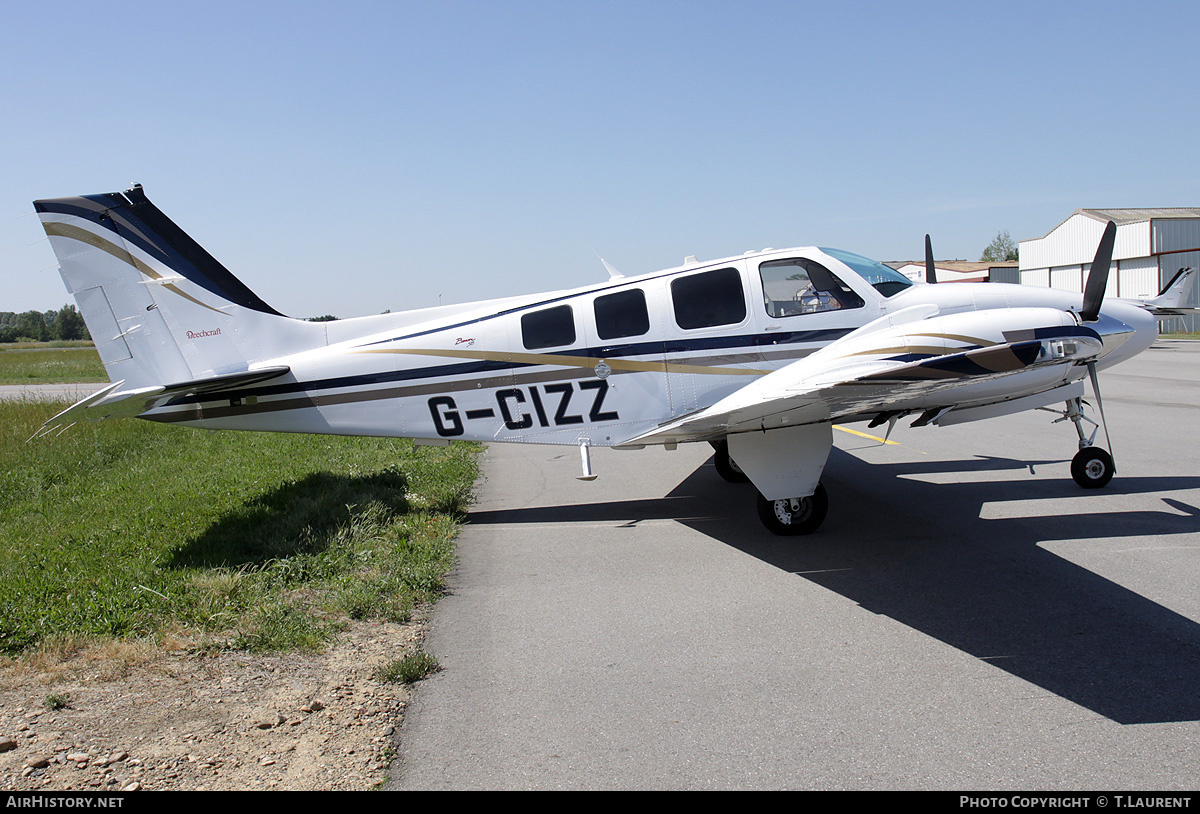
577 441 597 481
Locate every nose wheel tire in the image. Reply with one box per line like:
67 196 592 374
757 483 828 536
1071 446 1114 489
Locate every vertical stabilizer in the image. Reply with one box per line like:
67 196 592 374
33 185 325 389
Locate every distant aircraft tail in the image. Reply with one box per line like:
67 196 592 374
33 185 325 390
1130 266 1199 318
1149 267 1196 306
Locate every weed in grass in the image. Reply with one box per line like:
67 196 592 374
375 651 440 684
338 579 413 623
231 600 340 654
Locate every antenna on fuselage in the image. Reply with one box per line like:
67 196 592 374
592 248 624 280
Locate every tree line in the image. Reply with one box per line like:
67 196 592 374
981 230 1019 262
0 305 90 343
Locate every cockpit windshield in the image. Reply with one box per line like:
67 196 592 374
820 247 914 298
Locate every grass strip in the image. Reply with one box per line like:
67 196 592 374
0 346 106 384
0 400 480 656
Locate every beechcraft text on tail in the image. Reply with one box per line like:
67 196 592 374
32 185 1184 534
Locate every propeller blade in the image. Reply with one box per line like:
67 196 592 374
1080 220 1117 321
924 234 937 284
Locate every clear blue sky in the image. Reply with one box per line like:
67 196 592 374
3 0 1197 318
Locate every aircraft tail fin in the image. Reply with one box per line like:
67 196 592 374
33 185 325 390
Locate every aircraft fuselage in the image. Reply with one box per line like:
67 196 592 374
136 247 1155 446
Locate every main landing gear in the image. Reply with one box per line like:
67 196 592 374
710 391 1113 542
713 440 827 536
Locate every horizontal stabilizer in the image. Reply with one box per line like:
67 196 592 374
158 365 292 396
32 366 290 438
1143 306 1200 319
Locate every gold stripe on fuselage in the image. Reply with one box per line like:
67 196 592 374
354 346 772 376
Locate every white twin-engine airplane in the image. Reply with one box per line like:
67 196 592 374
32 185 1194 535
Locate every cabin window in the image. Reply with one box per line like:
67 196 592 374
521 304 576 349
594 288 650 340
671 267 746 330
759 258 864 318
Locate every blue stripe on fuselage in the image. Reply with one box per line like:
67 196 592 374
163 327 855 407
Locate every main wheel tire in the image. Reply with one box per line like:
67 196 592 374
1071 447 1114 489
713 441 750 483
756 483 828 536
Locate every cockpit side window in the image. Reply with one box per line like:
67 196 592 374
759 258 864 318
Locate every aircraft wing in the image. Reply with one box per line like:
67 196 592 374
32 366 291 438
614 307 1103 449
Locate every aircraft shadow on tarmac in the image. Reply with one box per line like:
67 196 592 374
467 448 1200 725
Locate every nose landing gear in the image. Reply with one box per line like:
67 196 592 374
1056 382 1116 490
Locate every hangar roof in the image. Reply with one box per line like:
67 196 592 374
1077 208 1200 224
